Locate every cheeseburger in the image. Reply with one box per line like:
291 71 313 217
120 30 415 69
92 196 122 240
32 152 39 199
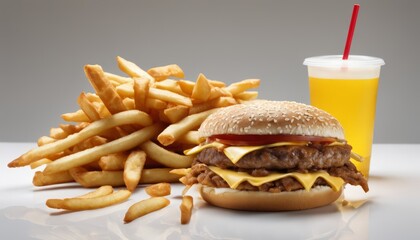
182 100 368 211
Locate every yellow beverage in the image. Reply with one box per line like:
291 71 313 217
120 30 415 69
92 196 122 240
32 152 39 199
309 77 379 177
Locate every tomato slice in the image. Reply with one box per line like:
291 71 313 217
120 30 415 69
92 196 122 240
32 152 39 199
208 134 337 146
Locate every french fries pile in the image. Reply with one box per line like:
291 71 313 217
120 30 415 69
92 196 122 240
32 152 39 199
8 56 260 223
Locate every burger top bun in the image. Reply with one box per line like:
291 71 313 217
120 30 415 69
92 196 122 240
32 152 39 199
199 185 343 211
199 100 345 140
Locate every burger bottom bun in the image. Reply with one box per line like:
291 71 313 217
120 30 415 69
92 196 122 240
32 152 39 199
198 184 343 211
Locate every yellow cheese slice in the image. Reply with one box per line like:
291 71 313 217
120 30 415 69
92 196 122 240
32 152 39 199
184 142 306 164
208 166 344 192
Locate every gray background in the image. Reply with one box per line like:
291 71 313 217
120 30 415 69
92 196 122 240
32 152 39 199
1 0 419 143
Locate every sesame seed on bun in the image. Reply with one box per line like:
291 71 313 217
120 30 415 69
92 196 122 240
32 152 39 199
198 100 345 140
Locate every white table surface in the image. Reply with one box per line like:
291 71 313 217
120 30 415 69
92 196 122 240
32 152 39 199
1 143 419 240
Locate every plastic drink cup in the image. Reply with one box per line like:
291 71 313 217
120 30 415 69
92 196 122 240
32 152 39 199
303 55 385 178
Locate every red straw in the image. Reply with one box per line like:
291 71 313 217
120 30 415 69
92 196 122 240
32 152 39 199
342 4 360 60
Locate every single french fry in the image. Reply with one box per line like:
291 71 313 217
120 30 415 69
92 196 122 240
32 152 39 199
50 127 68 140
69 167 125 187
123 98 136 110
47 190 131 211
178 80 195 96
116 83 192 107
37 136 56 146
191 73 211 102
84 64 127 114
71 136 108 153
207 87 224 100
42 123 163 174
124 150 147 192
45 186 114 210
145 183 171 197
169 168 190 176
212 97 237 108
61 110 90 122
104 72 133 84
146 98 167 110
164 105 189 123
85 92 101 102
77 185 114 199
157 108 218 146
234 91 258 101
98 152 127 171
180 195 193 224
149 88 192 107
188 98 219 115
208 79 226 88
59 122 88 135
9 110 153 168
177 131 200 145
139 141 194 168
153 79 187 96
224 79 260 95
147 64 185 81
33 171 74 186
124 197 170 223
91 101 111 118
30 158 52 169
116 56 154 82
134 77 150 112
78 92 101 121
115 83 134 98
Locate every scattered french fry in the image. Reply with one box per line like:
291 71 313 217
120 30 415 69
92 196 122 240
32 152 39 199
180 195 193 224
124 197 170 223
145 183 171 197
47 190 131 211
79 185 114 198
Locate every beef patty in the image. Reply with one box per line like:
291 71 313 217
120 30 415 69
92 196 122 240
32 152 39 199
196 144 352 171
184 144 369 192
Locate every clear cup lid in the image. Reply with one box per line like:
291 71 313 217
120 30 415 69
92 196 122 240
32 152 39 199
303 55 385 68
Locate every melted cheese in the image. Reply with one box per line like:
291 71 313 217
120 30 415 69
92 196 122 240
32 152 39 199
208 166 344 191
184 141 306 164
